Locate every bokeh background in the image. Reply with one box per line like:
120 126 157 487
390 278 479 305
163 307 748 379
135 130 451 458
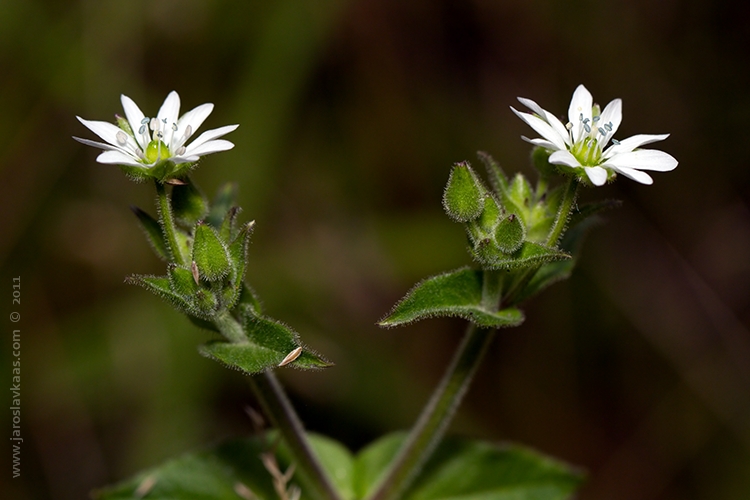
2 0 750 498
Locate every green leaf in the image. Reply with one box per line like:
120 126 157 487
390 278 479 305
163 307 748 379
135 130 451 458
443 162 485 222
471 241 570 271
495 214 525 254
355 433 583 500
200 311 332 374
380 268 524 328
94 432 581 500
192 223 231 282
93 435 280 500
130 206 169 261
171 181 209 227
125 274 193 314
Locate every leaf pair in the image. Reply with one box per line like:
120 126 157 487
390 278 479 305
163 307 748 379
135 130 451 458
93 432 583 500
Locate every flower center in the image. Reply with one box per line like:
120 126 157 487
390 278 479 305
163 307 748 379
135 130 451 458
570 137 602 166
144 139 171 164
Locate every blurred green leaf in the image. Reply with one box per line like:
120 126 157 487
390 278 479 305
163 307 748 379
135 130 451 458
355 433 583 500
171 181 209 227
380 268 524 328
130 206 169 261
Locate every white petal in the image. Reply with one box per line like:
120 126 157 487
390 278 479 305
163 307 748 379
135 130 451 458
597 98 622 146
183 139 235 157
584 166 609 186
77 117 126 147
120 95 148 149
511 107 567 150
156 91 181 145
524 137 560 150
604 134 670 157
613 166 653 184
173 103 214 149
96 150 143 166
604 150 678 172
185 124 239 151
73 136 117 151
568 85 593 140
549 150 582 168
516 98 571 147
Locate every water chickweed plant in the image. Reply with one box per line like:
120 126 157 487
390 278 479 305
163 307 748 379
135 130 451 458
76 86 677 500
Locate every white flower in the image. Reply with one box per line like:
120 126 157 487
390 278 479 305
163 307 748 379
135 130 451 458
511 85 677 186
74 91 238 178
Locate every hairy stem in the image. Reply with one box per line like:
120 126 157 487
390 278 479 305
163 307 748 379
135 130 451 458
155 180 188 266
368 271 501 500
545 176 579 247
249 372 342 500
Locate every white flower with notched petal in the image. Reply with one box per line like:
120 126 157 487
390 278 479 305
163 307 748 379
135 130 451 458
511 85 677 186
74 91 238 181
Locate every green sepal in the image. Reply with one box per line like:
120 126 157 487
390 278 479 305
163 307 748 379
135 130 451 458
168 264 199 297
219 206 242 241
200 310 332 374
443 162 485 222
495 214 525 253
470 241 570 271
477 151 509 195
130 206 169 261
531 145 558 177
171 181 208 227
192 223 231 282
466 193 503 244
223 222 254 308
125 274 193 315
504 173 534 223
205 183 238 229
380 267 524 328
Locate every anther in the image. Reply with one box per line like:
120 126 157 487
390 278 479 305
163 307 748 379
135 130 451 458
175 146 186 156
150 117 160 131
138 125 146 134
593 116 600 122
584 123 591 133
116 131 128 145
611 139 620 145
172 123 178 131
604 122 613 131
598 127 606 135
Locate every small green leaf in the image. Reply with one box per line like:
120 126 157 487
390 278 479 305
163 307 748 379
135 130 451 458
192 223 231 282
171 181 208 227
471 241 570 271
354 433 584 500
126 274 193 314
130 206 169 261
443 163 485 222
495 214 525 254
380 268 524 328
200 310 332 374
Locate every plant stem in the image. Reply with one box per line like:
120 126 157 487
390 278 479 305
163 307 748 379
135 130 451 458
249 371 342 500
368 270 501 500
545 176 578 247
155 180 188 266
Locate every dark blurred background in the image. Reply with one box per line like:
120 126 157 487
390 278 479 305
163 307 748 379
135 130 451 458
2 0 750 498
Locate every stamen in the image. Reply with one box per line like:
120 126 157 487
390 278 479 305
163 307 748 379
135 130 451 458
141 117 149 125
565 122 573 131
150 117 160 131
138 125 147 134
172 123 178 131
598 127 606 135
593 115 600 122
579 113 584 122
183 125 193 139
116 131 128 145
584 123 591 133
176 146 186 156
604 122 613 131
611 139 620 145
